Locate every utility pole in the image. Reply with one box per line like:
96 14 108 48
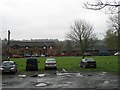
7 30 10 45
7 30 10 60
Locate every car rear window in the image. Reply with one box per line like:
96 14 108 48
2 62 14 66
27 59 37 64
46 59 56 63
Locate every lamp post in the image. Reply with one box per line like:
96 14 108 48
7 30 10 60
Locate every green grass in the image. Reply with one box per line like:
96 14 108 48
10 56 119 73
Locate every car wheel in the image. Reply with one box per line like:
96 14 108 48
45 67 47 70
83 64 86 68
80 64 83 68
13 71 16 74
94 66 96 68
26 67 28 71
55 67 57 70
35 67 38 71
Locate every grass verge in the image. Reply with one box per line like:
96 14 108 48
11 56 119 73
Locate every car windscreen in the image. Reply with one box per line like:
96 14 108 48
46 59 56 63
2 62 14 66
85 58 94 61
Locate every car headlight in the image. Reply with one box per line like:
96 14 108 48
0 67 4 70
10 68 14 70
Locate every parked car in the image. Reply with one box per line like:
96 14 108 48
80 58 96 68
114 52 120 56
83 52 92 56
31 54 39 57
0 61 17 74
12 55 22 58
98 50 110 56
45 58 57 70
26 58 38 71
41 54 45 57
25 54 31 58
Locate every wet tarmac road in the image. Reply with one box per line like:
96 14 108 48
1 71 119 89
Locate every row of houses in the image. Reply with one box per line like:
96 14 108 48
2 40 117 58
2 41 58 57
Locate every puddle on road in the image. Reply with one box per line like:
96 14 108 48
100 72 108 76
88 74 93 76
1 82 8 86
35 83 47 87
66 82 71 84
103 80 109 85
102 72 107 74
30 74 38 77
57 72 84 77
101 72 107 75
76 73 84 77
34 81 51 87
38 74 45 77
30 74 45 78
18 75 26 78
57 73 64 76
2 81 21 86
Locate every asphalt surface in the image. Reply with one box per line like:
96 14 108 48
1 70 119 89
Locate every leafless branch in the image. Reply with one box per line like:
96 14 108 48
83 0 120 14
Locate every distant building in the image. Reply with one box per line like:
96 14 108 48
2 41 57 57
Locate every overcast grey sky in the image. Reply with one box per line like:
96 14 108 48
1 0 117 40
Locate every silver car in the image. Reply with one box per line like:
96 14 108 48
0 61 17 74
80 58 96 68
45 58 57 70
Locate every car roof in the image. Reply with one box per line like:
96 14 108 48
46 58 56 62
2 61 14 63
46 58 55 60
27 57 37 60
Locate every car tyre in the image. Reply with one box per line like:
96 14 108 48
83 64 86 68
13 71 16 74
35 67 38 71
45 67 47 70
55 67 57 70
26 67 28 71
80 63 83 68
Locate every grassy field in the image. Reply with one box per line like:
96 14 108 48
10 56 119 73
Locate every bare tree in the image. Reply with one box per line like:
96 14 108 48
65 40 72 54
107 15 119 33
104 15 119 50
104 29 118 50
84 0 120 14
66 20 97 59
